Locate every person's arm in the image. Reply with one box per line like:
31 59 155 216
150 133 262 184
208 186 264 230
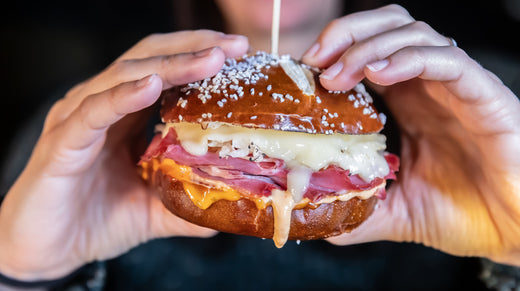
0 30 249 282
302 4 520 266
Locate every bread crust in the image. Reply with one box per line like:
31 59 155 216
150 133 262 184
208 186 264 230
160 53 384 135
152 166 378 241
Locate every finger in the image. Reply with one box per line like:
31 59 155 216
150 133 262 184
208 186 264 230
318 21 453 91
326 191 414 246
119 30 249 61
147 195 218 239
50 46 228 128
95 46 228 94
302 4 414 68
364 46 520 135
56 74 162 154
51 32 248 130
364 46 495 100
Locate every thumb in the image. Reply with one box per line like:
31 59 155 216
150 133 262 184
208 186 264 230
326 191 413 246
147 194 218 240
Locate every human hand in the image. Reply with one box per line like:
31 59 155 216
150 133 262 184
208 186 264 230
0 30 249 280
302 4 520 266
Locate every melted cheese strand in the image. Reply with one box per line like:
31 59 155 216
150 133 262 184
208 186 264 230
272 165 311 247
271 189 294 248
287 165 312 203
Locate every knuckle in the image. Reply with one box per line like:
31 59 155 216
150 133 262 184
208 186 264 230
64 82 85 100
327 18 344 31
449 46 470 64
106 85 123 116
383 4 410 16
382 4 414 23
451 45 467 57
193 29 228 46
410 20 433 33
44 99 67 130
159 54 176 72
48 98 67 116
408 21 436 42
397 46 424 65
105 60 130 80
409 46 425 60
139 33 165 47
77 96 103 131
77 96 92 122
321 18 350 43
131 32 171 56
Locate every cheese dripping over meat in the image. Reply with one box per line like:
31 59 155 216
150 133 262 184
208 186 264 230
164 122 389 247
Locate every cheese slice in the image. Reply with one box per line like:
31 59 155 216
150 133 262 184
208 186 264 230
167 122 389 182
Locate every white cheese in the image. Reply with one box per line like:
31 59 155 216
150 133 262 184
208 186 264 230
286 165 313 203
166 122 389 182
269 183 384 248
279 59 315 95
166 122 389 247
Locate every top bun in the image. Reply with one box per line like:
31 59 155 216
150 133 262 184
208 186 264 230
160 52 384 134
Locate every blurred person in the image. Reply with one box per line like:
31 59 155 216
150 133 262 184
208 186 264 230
1 0 519 290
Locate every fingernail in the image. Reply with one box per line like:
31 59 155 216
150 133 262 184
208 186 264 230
302 43 320 60
320 62 344 80
136 74 157 87
366 59 389 72
194 47 218 58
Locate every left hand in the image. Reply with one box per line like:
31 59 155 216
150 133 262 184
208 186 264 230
0 30 249 281
302 4 520 266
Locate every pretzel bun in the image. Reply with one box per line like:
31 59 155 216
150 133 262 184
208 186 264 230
161 54 384 134
140 52 398 247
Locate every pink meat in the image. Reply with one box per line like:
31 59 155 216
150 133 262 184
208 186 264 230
141 128 399 202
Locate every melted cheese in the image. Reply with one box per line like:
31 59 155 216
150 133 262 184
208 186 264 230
142 158 384 248
166 122 389 182
287 165 312 203
271 189 295 248
268 165 311 248
141 158 269 210
182 183 239 210
156 122 389 247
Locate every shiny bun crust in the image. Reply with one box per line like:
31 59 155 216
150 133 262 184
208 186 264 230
161 52 384 135
151 164 378 240
149 52 385 242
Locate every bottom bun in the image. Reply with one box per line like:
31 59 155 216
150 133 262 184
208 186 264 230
152 167 378 241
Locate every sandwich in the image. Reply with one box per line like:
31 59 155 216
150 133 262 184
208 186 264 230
139 51 399 247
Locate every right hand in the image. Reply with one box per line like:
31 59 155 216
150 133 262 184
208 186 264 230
0 30 249 281
302 4 520 266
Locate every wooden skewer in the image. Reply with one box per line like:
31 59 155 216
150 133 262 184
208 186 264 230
271 0 281 56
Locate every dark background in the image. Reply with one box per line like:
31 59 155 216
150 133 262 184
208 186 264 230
1 0 519 289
